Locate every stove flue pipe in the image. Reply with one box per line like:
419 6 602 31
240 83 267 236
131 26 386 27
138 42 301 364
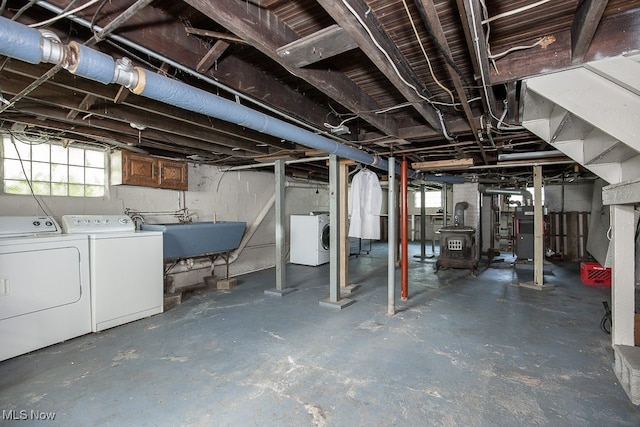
453 201 469 226
0 16 468 182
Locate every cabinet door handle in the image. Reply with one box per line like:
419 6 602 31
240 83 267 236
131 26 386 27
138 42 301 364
152 165 158 177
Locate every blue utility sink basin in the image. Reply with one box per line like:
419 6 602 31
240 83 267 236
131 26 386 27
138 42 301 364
141 221 246 259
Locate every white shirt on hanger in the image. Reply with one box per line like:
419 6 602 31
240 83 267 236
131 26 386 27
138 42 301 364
348 168 382 239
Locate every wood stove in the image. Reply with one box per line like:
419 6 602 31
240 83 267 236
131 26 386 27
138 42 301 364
435 201 477 274
435 226 477 273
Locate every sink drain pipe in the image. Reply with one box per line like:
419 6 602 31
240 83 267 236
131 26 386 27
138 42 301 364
0 17 463 183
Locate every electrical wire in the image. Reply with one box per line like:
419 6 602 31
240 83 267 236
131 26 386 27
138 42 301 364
5 133 51 216
29 0 103 28
481 0 553 25
89 0 110 35
340 0 435 108
399 0 456 107
489 37 549 60
468 0 499 124
374 96 483 114
600 301 611 334
11 0 38 21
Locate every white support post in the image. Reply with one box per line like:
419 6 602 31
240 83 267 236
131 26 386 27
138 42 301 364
521 165 553 290
388 157 396 315
611 204 636 346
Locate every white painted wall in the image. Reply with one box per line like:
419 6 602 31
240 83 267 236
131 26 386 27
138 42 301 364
0 163 329 283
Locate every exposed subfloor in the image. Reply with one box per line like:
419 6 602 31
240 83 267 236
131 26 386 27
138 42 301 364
2 243 640 426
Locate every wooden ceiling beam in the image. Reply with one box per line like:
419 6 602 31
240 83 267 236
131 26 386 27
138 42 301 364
66 94 97 120
197 40 230 74
0 75 271 155
2 114 234 158
455 0 498 117
41 0 340 136
489 9 640 84
415 0 488 165
571 0 609 64
2 61 294 151
317 0 442 132
276 24 358 68
183 0 400 137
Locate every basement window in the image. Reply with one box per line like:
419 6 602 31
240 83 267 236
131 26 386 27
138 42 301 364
414 190 442 209
1 133 106 197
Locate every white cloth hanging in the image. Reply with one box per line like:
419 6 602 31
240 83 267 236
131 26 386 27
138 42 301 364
348 168 382 239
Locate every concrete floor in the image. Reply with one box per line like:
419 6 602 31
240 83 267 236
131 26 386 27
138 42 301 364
1 242 640 426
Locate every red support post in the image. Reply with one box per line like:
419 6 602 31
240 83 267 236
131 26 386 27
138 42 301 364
401 156 409 300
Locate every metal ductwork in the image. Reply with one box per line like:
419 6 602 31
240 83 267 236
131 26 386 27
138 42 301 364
497 150 564 161
0 17 465 184
480 186 533 206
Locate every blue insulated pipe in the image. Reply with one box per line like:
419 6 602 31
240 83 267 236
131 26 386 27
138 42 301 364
0 16 464 183
134 70 388 170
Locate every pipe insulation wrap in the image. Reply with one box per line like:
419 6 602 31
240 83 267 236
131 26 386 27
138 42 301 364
68 42 116 84
138 70 388 170
0 17 43 64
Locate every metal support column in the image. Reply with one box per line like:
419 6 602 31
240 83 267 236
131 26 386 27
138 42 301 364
265 159 295 297
388 157 397 315
320 155 354 309
414 183 433 260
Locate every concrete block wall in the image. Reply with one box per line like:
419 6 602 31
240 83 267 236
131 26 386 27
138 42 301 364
0 163 329 281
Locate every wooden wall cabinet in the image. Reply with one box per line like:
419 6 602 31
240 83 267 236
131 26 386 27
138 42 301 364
111 151 188 190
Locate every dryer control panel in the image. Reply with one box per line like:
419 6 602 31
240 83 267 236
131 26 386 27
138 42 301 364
0 216 60 238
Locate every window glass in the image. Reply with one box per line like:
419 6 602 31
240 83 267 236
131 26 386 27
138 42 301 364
414 190 442 209
1 134 106 197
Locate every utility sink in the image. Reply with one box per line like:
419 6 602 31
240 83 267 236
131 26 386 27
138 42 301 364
141 221 246 259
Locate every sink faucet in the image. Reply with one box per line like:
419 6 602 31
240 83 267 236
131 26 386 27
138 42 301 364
177 208 192 223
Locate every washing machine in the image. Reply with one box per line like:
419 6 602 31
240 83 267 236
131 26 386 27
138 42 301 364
0 216 91 362
289 214 330 266
61 215 163 332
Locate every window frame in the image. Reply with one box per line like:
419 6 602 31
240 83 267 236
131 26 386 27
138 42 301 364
1 133 108 198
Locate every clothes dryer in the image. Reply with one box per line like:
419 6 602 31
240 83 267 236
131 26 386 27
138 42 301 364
0 216 91 362
289 214 330 266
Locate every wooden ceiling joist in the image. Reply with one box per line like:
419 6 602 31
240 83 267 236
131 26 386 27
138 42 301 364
276 25 358 68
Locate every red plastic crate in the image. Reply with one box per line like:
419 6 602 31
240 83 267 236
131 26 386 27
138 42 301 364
580 262 611 287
